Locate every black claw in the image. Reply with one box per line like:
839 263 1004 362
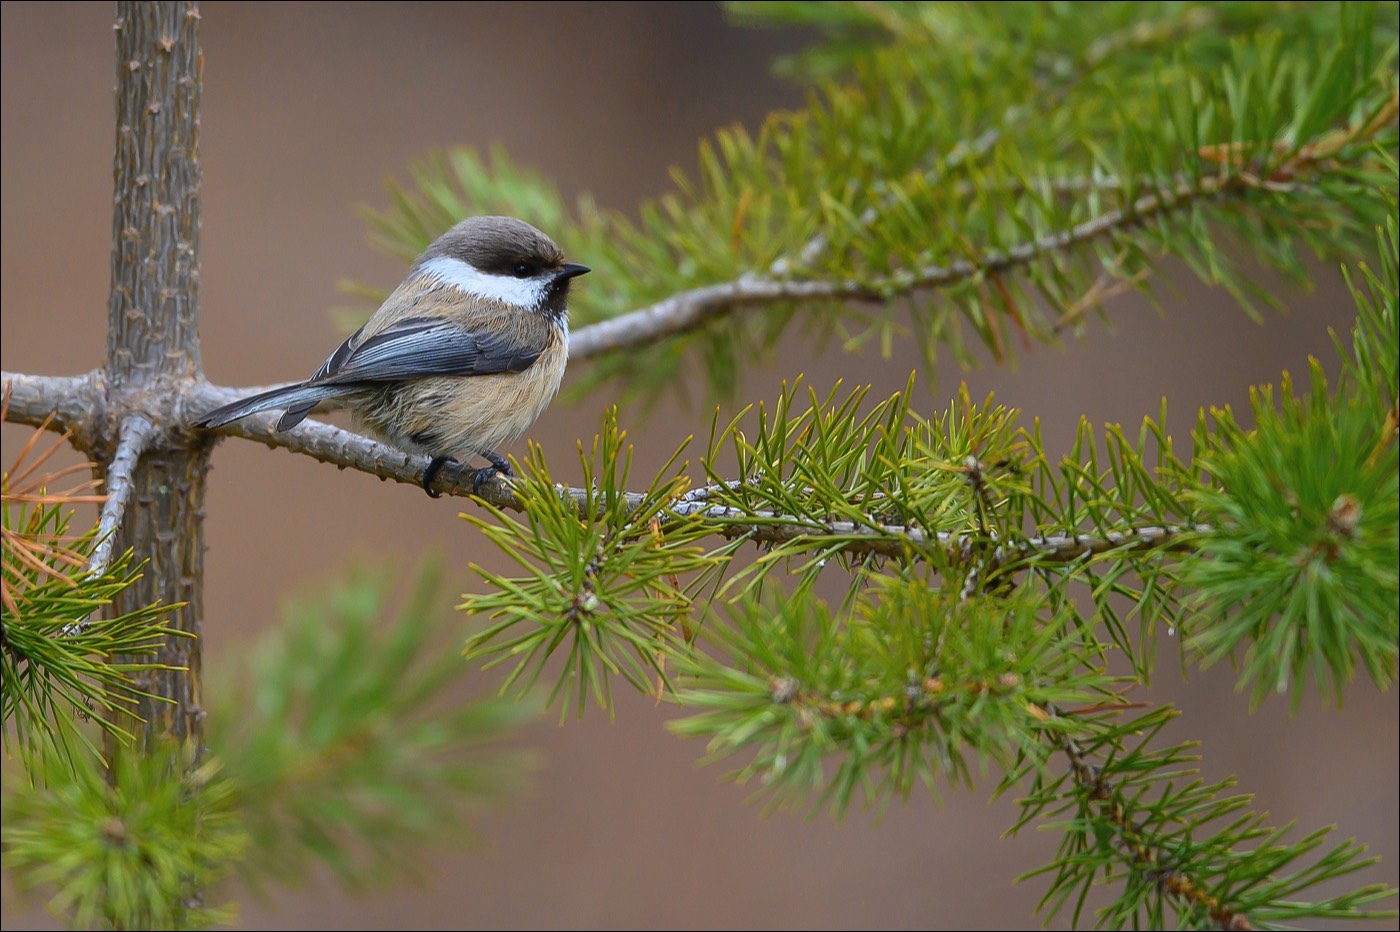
482 450 514 478
470 466 500 494
470 451 515 494
424 452 513 498
422 455 456 498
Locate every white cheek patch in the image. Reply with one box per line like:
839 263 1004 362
417 256 550 309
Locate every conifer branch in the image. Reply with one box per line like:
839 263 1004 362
184 380 1210 565
88 414 158 576
1 371 106 437
1050 712 1251 931
5 372 1212 566
566 276 879 358
567 89 1397 361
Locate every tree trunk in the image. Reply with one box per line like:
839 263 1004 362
102 0 207 746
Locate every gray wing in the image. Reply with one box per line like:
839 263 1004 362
312 315 544 386
308 324 364 381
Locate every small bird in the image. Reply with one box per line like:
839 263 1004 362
196 216 588 497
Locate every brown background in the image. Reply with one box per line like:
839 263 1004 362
2 3 1396 930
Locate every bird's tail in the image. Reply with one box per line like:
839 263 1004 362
195 382 346 431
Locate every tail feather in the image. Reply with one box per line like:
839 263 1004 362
277 400 319 431
196 383 343 430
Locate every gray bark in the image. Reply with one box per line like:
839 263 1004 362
101 0 208 745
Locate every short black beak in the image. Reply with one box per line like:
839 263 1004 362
558 263 591 280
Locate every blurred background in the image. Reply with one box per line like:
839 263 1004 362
2 3 1396 929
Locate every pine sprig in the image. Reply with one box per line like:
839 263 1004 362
1335 208 1399 456
701 376 1025 546
1177 208 1399 709
2 559 183 754
1 735 245 931
1015 407 1201 678
460 409 725 718
1184 361 1399 709
1013 705 1396 929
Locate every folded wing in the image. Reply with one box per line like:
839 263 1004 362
315 316 544 384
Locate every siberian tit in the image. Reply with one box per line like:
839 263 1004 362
197 216 589 496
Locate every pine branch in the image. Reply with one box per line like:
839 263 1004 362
2 736 244 931
3 370 1213 566
568 90 1398 360
1018 702 1397 929
1049 710 1251 931
88 414 158 576
663 579 1100 814
565 125 1006 358
0 371 105 438
567 275 877 358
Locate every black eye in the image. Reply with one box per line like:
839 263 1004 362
511 262 534 278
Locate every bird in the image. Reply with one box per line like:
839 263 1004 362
196 216 589 497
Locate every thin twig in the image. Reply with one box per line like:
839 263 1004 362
87 414 159 576
54 414 157 637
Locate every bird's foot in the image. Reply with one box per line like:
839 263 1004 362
471 450 515 494
422 455 456 498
